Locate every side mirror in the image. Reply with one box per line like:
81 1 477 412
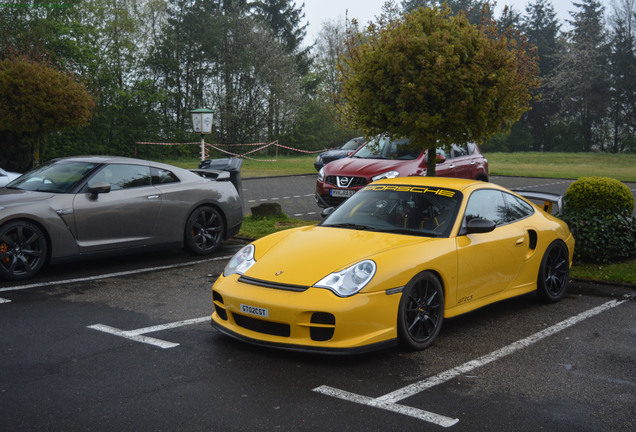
88 182 111 199
466 217 496 234
435 154 446 164
321 207 335 219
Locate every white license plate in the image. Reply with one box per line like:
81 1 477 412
240 303 269 317
330 189 355 198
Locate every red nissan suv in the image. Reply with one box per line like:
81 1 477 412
315 136 488 208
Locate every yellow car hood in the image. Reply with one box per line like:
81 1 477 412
245 225 437 287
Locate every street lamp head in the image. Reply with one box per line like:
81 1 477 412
190 108 214 134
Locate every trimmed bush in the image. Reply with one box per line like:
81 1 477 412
564 176 634 214
561 177 636 264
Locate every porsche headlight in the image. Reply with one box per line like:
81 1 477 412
372 170 399 182
317 167 325 182
314 260 376 297
223 244 256 277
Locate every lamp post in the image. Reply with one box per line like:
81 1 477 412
190 108 214 161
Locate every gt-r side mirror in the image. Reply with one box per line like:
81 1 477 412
466 217 496 234
88 182 111 200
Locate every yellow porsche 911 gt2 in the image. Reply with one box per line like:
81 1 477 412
211 177 574 354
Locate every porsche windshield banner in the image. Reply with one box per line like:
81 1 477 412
363 184 456 198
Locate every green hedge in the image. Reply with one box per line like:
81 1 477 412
561 177 636 264
564 176 634 213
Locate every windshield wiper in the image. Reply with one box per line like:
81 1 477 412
379 228 439 237
324 222 373 231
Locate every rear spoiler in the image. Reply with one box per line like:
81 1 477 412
514 190 563 214
191 158 243 197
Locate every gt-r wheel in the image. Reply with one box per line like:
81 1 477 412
397 271 444 350
0 221 48 281
185 205 224 255
537 240 569 303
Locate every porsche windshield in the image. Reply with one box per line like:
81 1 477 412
7 161 99 193
321 184 462 238
353 136 420 160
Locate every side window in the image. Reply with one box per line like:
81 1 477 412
504 193 534 222
89 164 151 191
450 144 468 158
464 189 507 226
151 167 179 185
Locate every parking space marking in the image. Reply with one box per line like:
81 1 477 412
314 297 631 427
88 316 210 349
0 254 236 294
0 298 10 304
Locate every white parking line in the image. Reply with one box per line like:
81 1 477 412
88 316 210 349
0 254 236 294
0 298 10 304
314 297 631 427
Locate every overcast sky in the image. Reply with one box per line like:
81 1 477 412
303 0 576 42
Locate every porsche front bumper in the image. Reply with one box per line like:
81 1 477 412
211 274 401 354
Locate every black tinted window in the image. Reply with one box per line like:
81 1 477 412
464 190 507 225
505 193 534 221
151 167 179 185
89 164 151 191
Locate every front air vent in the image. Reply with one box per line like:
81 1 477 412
310 312 336 341
238 275 309 292
212 291 227 320
232 313 290 337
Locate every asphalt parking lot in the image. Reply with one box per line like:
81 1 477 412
1 175 635 431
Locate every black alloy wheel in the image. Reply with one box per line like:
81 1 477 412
397 271 444 350
0 221 48 281
537 240 569 303
185 205 224 255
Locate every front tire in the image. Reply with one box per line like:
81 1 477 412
184 206 224 255
397 271 444 350
537 240 569 303
0 221 48 280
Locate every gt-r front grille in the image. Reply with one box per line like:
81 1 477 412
232 312 291 337
238 275 309 292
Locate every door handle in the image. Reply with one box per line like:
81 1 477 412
515 237 525 246
147 195 160 199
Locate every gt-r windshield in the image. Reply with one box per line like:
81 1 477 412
321 184 462 238
7 160 99 193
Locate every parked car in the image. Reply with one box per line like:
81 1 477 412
0 168 21 187
313 137 365 171
211 177 573 354
0 156 244 280
315 136 488 208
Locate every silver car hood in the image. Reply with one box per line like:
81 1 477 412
0 188 56 206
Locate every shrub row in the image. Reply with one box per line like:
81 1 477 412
561 176 636 264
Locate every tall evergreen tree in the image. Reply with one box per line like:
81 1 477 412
547 0 609 151
522 0 562 150
608 0 636 152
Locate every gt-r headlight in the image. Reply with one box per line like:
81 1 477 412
317 167 325 182
372 170 399 181
223 244 256 277
314 260 376 297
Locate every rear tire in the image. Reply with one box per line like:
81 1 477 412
537 240 569 303
184 206 224 255
0 221 48 280
397 271 444 350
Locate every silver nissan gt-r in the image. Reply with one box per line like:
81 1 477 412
0 156 244 280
